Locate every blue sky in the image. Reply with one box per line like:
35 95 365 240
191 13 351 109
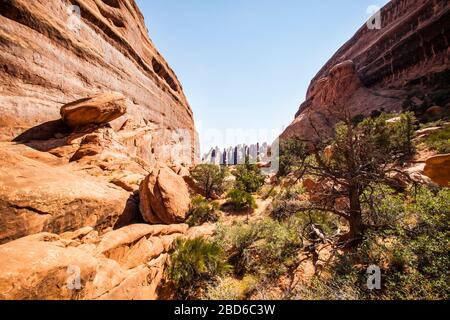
136 0 389 153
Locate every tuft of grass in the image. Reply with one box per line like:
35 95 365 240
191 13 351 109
186 196 220 227
203 275 259 300
167 237 232 299
224 188 258 211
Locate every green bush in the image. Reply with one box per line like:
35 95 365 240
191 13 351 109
234 164 265 193
425 125 450 153
361 185 406 228
191 164 229 199
295 187 450 300
225 188 257 211
167 237 232 299
186 196 220 227
390 112 417 157
217 218 304 277
278 138 310 177
359 112 417 158
269 188 304 221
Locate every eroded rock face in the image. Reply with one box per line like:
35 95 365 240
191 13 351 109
60 92 127 129
282 0 449 141
0 0 203 300
0 0 198 165
0 223 210 300
140 166 191 224
0 143 131 244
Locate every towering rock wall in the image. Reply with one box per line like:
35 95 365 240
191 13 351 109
0 0 198 164
0 1 209 299
282 0 449 141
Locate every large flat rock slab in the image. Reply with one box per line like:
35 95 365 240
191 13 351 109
0 144 130 244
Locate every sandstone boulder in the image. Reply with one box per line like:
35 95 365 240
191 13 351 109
0 144 130 244
0 0 198 165
0 223 192 300
111 173 146 193
0 238 98 300
424 154 450 187
140 166 191 224
95 224 189 256
415 126 444 139
0 222 213 300
60 93 127 129
404 163 434 186
425 106 445 118
186 224 216 239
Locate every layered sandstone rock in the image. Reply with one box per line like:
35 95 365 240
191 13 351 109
423 154 450 187
60 92 127 129
140 166 191 224
0 223 213 300
0 143 131 244
0 0 198 164
0 0 202 300
282 0 449 141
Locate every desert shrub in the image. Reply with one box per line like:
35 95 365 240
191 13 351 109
186 196 220 227
295 187 450 300
203 275 259 300
367 188 449 299
359 112 417 158
403 187 450 299
217 218 304 277
269 187 305 221
361 185 406 228
257 185 278 200
278 138 310 177
233 164 265 193
190 164 229 199
297 275 362 300
425 125 450 153
390 112 417 157
250 218 304 276
167 237 232 299
225 188 257 211
270 199 303 221
215 222 261 276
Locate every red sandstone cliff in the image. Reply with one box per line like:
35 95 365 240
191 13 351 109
0 1 209 299
0 0 198 164
281 0 450 141
0 0 199 244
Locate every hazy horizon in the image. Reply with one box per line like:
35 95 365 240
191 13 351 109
136 0 390 153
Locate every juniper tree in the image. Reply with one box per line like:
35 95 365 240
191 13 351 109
280 108 415 244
